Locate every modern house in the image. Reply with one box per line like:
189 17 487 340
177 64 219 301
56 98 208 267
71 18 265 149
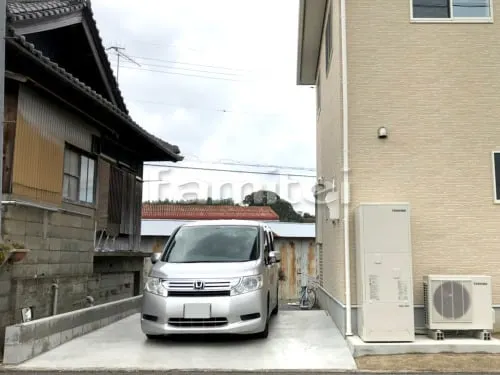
297 0 500 337
0 0 182 347
141 203 316 301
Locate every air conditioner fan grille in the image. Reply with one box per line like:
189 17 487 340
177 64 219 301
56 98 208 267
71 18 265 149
432 280 471 321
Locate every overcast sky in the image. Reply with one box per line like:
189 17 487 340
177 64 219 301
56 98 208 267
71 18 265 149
92 0 316 213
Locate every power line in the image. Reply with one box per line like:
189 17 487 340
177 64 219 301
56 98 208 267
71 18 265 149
143 163 316 179
122 61 244 78
126 54 253 72
145 158 316 171
119 66 246 82
113 40 235 57
126 98 289 117
106 46 140 80
187 160 315 171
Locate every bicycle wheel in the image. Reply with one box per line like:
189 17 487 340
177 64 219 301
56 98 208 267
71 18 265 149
298 286 308 309
304 287 316 310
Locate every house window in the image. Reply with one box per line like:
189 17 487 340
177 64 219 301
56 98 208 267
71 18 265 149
493 152 500 202
325 8 333 75
412 0 492 20
63 146 96 204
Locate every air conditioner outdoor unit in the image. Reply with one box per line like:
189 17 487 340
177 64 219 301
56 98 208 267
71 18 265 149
423 275 494 340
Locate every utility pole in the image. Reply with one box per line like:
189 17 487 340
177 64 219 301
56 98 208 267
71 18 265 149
106 46 140 81
0 0 7 240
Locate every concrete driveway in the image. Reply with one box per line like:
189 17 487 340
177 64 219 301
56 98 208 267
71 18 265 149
10 309 356 371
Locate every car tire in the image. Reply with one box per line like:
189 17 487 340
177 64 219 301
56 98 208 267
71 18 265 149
271 285 279 315
255 297 270 339
145 334 161 340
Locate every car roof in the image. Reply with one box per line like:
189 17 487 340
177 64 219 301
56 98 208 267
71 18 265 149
180 219 272 231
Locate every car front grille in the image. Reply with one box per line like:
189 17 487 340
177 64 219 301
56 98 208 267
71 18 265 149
168 290 231 297
167 280 232 289
168 317 229 327
164 278 236 297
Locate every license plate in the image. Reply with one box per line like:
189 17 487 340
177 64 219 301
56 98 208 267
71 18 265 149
183 303 211 319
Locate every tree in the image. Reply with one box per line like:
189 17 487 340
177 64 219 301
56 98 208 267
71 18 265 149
302 212 315 223
243 190 304 222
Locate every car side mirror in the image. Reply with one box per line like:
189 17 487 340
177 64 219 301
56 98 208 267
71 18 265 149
151 253 161 264
269 250 281 264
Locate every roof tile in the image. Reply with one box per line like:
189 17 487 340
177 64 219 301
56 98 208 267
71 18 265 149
7 0 85 19
142 204 280 221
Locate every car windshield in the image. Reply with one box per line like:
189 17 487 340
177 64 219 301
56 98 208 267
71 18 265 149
164 225 260 263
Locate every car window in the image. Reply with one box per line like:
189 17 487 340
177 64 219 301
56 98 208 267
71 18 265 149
164 225 260 263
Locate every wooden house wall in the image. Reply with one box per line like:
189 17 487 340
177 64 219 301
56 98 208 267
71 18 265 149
7 84 145 251
96 160 143 249
12 86 99 205
3 81 19 194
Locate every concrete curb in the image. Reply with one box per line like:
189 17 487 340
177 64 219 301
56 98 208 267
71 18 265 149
2 295 142 365
1 371 500 375
346 335 500 358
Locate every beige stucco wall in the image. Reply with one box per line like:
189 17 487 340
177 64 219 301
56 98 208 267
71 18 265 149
315 0 345 303
316 0 500 306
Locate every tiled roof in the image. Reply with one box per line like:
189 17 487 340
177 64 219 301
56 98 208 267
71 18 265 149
5 0 183 161
7 0 128 114
7 0 85 21
142 204 280 221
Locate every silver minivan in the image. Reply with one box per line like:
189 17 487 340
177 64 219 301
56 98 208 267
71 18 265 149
140 220 281 339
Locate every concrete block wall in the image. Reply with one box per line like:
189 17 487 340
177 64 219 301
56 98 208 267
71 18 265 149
0 269 12 347
2 205 95 279
0 205 95 350
93 255 146 297
0 204 94 321
3 295 141 365
0 204 147 354
87 272 135 305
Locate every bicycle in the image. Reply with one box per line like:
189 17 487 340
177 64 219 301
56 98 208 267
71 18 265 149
287 272 319 309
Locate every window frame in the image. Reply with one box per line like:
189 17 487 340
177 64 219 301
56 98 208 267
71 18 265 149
410 0 494 23
492 151 500 204
62 144 97 206
324 4 333 76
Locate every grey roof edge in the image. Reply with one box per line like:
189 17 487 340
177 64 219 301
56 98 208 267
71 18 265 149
82 2 129 114
6 25 183 161
7 0 130 115
296 0 306 86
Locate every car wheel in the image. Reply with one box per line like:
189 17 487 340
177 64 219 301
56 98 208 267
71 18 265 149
255 296 270 339
271 285 279 315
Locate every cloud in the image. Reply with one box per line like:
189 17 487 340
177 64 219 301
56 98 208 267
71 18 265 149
91 0 316 213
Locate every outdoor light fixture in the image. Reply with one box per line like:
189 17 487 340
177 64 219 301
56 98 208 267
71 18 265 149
378 126 388 139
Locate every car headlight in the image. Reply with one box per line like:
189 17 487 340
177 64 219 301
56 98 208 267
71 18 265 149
231 275 263 296
144 277 168 297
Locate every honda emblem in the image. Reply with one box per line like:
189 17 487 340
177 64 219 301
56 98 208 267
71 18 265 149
193 280 205 290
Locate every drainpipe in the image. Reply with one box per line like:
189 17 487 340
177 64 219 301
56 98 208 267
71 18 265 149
340 0 352 337
51 283 59 315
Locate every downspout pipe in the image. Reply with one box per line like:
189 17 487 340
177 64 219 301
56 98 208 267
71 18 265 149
340 0 352 337
51 283 59 315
